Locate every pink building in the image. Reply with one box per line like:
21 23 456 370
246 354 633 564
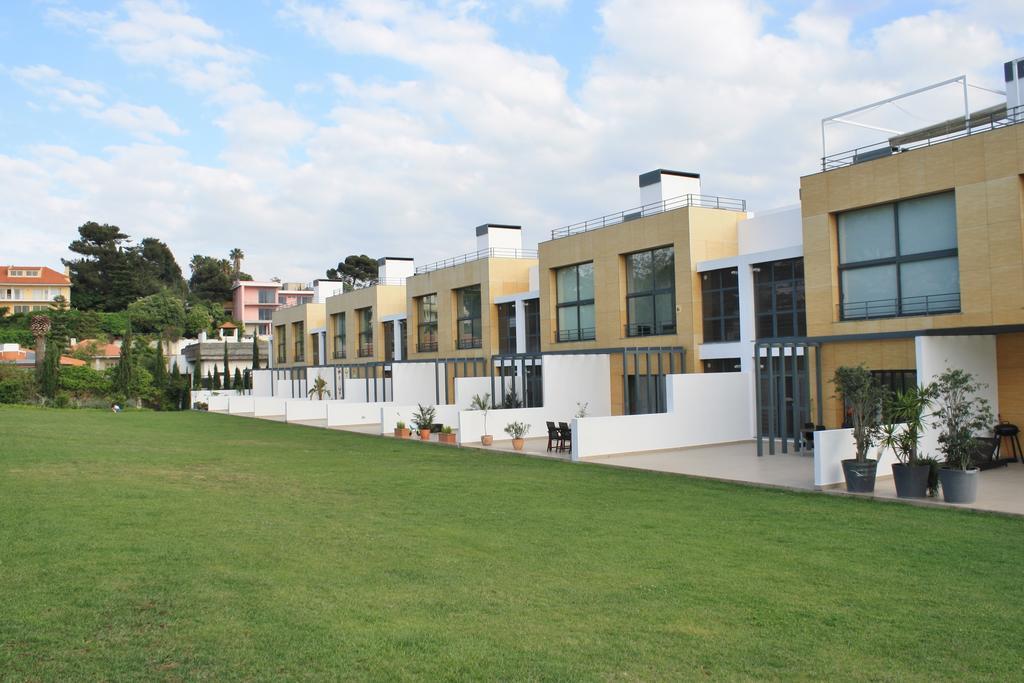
231 280 319 337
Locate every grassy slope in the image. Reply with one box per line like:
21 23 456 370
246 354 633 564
1 406 1022 681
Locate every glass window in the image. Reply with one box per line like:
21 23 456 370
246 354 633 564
455 286 482 349
332 312 346 359
275 325 286 363
524 298 540 353
838 191 959 319
703 358 741 373
497 302 516 354
293 321 304 361
417 294 438 352
357 307 373 357
626 247 675 337
701 268 740 342
754 258 806 339
555 262 595 342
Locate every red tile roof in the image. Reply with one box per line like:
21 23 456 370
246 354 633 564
0 266 71 286
0 348 86 366
70 339 121 358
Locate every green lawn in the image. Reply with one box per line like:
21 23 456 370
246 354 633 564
1 406 1022 680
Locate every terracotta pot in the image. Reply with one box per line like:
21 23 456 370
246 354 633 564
512 437 525 451
419 428 432 440
440 433 457 445
394 428 410 438
481 435 493 446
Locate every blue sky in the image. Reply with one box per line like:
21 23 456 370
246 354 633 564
1 1 1022 281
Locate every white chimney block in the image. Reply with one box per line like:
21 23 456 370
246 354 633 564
639 169 701 206
376 257 415 283
1005 57 1024 116
475 224 523 253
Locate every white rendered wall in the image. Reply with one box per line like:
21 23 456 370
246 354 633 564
737 205 802 254
252 397 287 416
327 401 396 427
208 395 231 412
542 354 612 417
915 335 998 455
453 376 492 409
476 226 523 252
285 399 330 422
457 407 551 444
276 379 307 399
813 427 901 488
228 396 255 414
573 372 751 459
640 173 701 206
381 404 462 434
253 370 273 397
393 363 443 406
190 389 240 406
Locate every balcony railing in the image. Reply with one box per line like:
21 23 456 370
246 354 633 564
417 340 438 353
456 337 483 350
551 193 747 240
332 349 346 360
415 247 538 275
625 321 677 338
556 328 596 343
839 292 961 321
357 343 374 357
822 104 1024 172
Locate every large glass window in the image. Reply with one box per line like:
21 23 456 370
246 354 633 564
626 247 675 337
258 289 275 304
525 298 540 353
275 325 286 363
258 308 273 321
556 262 595 342
311 332 320 365
703 358 741 373
456 286 482 349
357 307 373 357
755 258 806 338
293 321 305 362
497 302 516 354
383 321 395 362
332 312 346 359
838 191 959 319
417 294 438 352
701 268 740 342
399 319 408 360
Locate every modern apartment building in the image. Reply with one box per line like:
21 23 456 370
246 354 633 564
0 266 72 315
272 301 326 369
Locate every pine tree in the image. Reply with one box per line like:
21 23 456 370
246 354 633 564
113 321 134 399
213 366 221 390
233 367 243 391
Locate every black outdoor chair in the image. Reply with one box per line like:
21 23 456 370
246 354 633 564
558 422 572 453
546 421 561 452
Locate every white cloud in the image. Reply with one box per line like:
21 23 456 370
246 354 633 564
85 103 185 141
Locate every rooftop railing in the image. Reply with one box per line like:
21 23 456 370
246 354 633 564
550 193 747 240
822 105 1024 172
415 247 538 275
330 277 407 296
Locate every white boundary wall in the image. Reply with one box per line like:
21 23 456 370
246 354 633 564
285 399 330 422
915 335 998 456
542 354 612 417
393 363 442 406
253 370 273 396
381 404 462 434
190 389 240 406
252 397 288 416
573 372 751 459
228 396 255 414
457 407 551 444
454 377 492 409
813 426 901 488
327 401 396 427
208 394 232 412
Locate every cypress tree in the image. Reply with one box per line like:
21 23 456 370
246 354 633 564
213 366 221 390
223 341 229 381
251 337 261 370
152 339 167 389
233 367 243 391
206 370 212 390
169 361 181 410
37 337 62 400
113 321 134 399
192 361 200 392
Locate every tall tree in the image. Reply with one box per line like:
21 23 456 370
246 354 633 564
229 248 245 278
222 341 230 380
37 338 61 400
251 337 261 370
192 361 201 392
169 361 183 411
152 339 167 389
30 315 51 375
138 238 186 296
189 255 239 303
113 322 134 399
326 254 378 291
233 367 243 391
127 290 186 337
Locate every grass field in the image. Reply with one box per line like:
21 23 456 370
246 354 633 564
2 405 1023 680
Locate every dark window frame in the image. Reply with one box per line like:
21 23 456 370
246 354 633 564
625 246 676 338
417 294 438 353
293 321 305 362
701 268 740 343
703 357 742 373
455 285 482 350
754 258 806 339
497 302 516 354
357 307 373 357
524 298 540 353
555 262 595 342
332 312 346 359
838 192 960 320
275 325 286 363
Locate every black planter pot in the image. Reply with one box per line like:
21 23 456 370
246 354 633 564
892 463 929 498
938 467 979 504
841 459 878 493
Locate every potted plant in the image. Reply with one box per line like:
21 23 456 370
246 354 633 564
411 404 437 440
879 383 936 498
394 420 410 439
504 421 530 450
307 376 331 400
439 425 457 445
932 368 993 504
832 365 886 493
470 393 492 445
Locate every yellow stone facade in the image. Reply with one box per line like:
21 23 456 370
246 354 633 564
271 303 325 369
324 284 407 364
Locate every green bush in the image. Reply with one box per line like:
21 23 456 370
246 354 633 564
59 365 111 398
0 329 34 347
0 365 36 404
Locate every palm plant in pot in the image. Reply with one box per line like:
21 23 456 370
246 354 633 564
411 404 437 440
470 393 492 445
832 365 886 493
879 383 936 498
931 368 993 504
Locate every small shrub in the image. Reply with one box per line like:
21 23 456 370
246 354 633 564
504 421 530 439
